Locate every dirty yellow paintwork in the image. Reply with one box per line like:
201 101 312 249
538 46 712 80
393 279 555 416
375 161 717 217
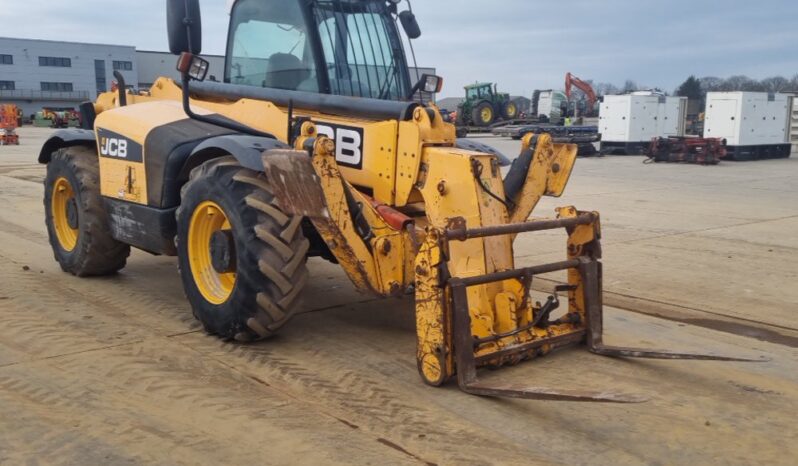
395 106 455 206
95 78 456 205
302 137 416 296
91 74 594 381
507 132 578 224
414 229 453 386
305 138 380 294
94 100 215 204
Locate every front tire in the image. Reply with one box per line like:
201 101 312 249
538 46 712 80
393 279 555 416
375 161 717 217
43 146 130 276
472 101 495 127
176 157 309 342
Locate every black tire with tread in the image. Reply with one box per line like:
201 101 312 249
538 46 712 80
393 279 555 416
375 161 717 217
471 101 495 127
176 156 309 342
501 101 518 120
43 146 130 276
455 104 466 126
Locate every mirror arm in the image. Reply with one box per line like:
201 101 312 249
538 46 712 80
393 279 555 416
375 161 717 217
112 71 128 107
406 80 423 100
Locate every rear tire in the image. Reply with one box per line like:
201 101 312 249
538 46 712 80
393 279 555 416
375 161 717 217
501 101 518 120
176 156 309 342
455 105 467 126
43 146 130 276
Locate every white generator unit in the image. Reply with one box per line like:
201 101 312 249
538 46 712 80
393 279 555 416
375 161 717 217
790 95 798 155
704 92 791 160
599 94 687 154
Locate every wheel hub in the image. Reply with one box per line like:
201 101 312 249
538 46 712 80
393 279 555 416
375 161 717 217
66 198 79 229
51 177 79 252
187 200 237 305
209 229 236 274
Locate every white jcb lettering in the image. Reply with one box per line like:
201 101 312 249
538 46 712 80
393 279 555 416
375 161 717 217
335 129 361 166
315 124 362 167
315 124 334 140
117 140 128 158
101 137 128 158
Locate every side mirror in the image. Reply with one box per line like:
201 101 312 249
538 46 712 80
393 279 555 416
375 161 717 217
419 74 443 94
167 0 202 55
177 52 210 81
408 74 443 99
399 11 421 39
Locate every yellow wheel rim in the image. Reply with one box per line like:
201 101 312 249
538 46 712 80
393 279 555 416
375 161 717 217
51 177 79 252
481 107 493 123
188 201 236 305
507 103 517 117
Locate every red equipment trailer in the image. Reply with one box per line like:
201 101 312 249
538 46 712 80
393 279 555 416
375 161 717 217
647 137 727 165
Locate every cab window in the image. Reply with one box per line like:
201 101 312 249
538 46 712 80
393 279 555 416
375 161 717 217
315 7 405 99
226 0 319 92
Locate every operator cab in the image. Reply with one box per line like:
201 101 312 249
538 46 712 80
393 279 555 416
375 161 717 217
225 0 420 101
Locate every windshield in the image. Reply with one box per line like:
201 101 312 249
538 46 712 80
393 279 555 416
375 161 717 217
226 0 320 92
226 0 412 100
311 0 411 100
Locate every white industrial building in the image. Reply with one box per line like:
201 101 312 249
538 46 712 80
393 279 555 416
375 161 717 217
136 50 225 90
0 37 228 116
0 37 137 115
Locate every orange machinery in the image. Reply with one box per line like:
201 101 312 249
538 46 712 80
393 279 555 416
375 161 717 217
0 104 20 145
565 72 598 118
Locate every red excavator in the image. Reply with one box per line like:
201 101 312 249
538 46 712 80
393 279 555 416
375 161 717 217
565 72 598 118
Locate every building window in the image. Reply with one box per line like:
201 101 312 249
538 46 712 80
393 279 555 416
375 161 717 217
41 82 74 92
0 81 15 90
39 56 72 67
95 59 107 93
112 60 133 71
0 54 12 65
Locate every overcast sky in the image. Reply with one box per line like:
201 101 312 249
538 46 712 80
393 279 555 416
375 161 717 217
1 0 795 98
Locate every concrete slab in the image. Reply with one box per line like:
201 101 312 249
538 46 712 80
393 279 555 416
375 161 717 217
1 127 796 465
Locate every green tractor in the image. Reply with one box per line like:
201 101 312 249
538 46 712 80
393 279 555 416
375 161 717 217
456 82 518 127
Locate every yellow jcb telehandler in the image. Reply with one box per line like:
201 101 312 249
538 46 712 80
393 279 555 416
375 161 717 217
39 0 757 402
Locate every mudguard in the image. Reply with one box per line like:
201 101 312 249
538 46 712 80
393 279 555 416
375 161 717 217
38 128 96 164
183 135 290 176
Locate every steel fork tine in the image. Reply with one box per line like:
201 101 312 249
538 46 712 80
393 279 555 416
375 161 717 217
589 345 767 362
461 379 649 403
581 259 767 363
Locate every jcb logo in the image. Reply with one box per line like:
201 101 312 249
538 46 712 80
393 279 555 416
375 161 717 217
100 137 128 158
96 128 143 163
315 123 364 169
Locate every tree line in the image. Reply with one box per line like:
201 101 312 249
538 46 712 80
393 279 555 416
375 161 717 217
584 75 798 101
674 75 798 102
